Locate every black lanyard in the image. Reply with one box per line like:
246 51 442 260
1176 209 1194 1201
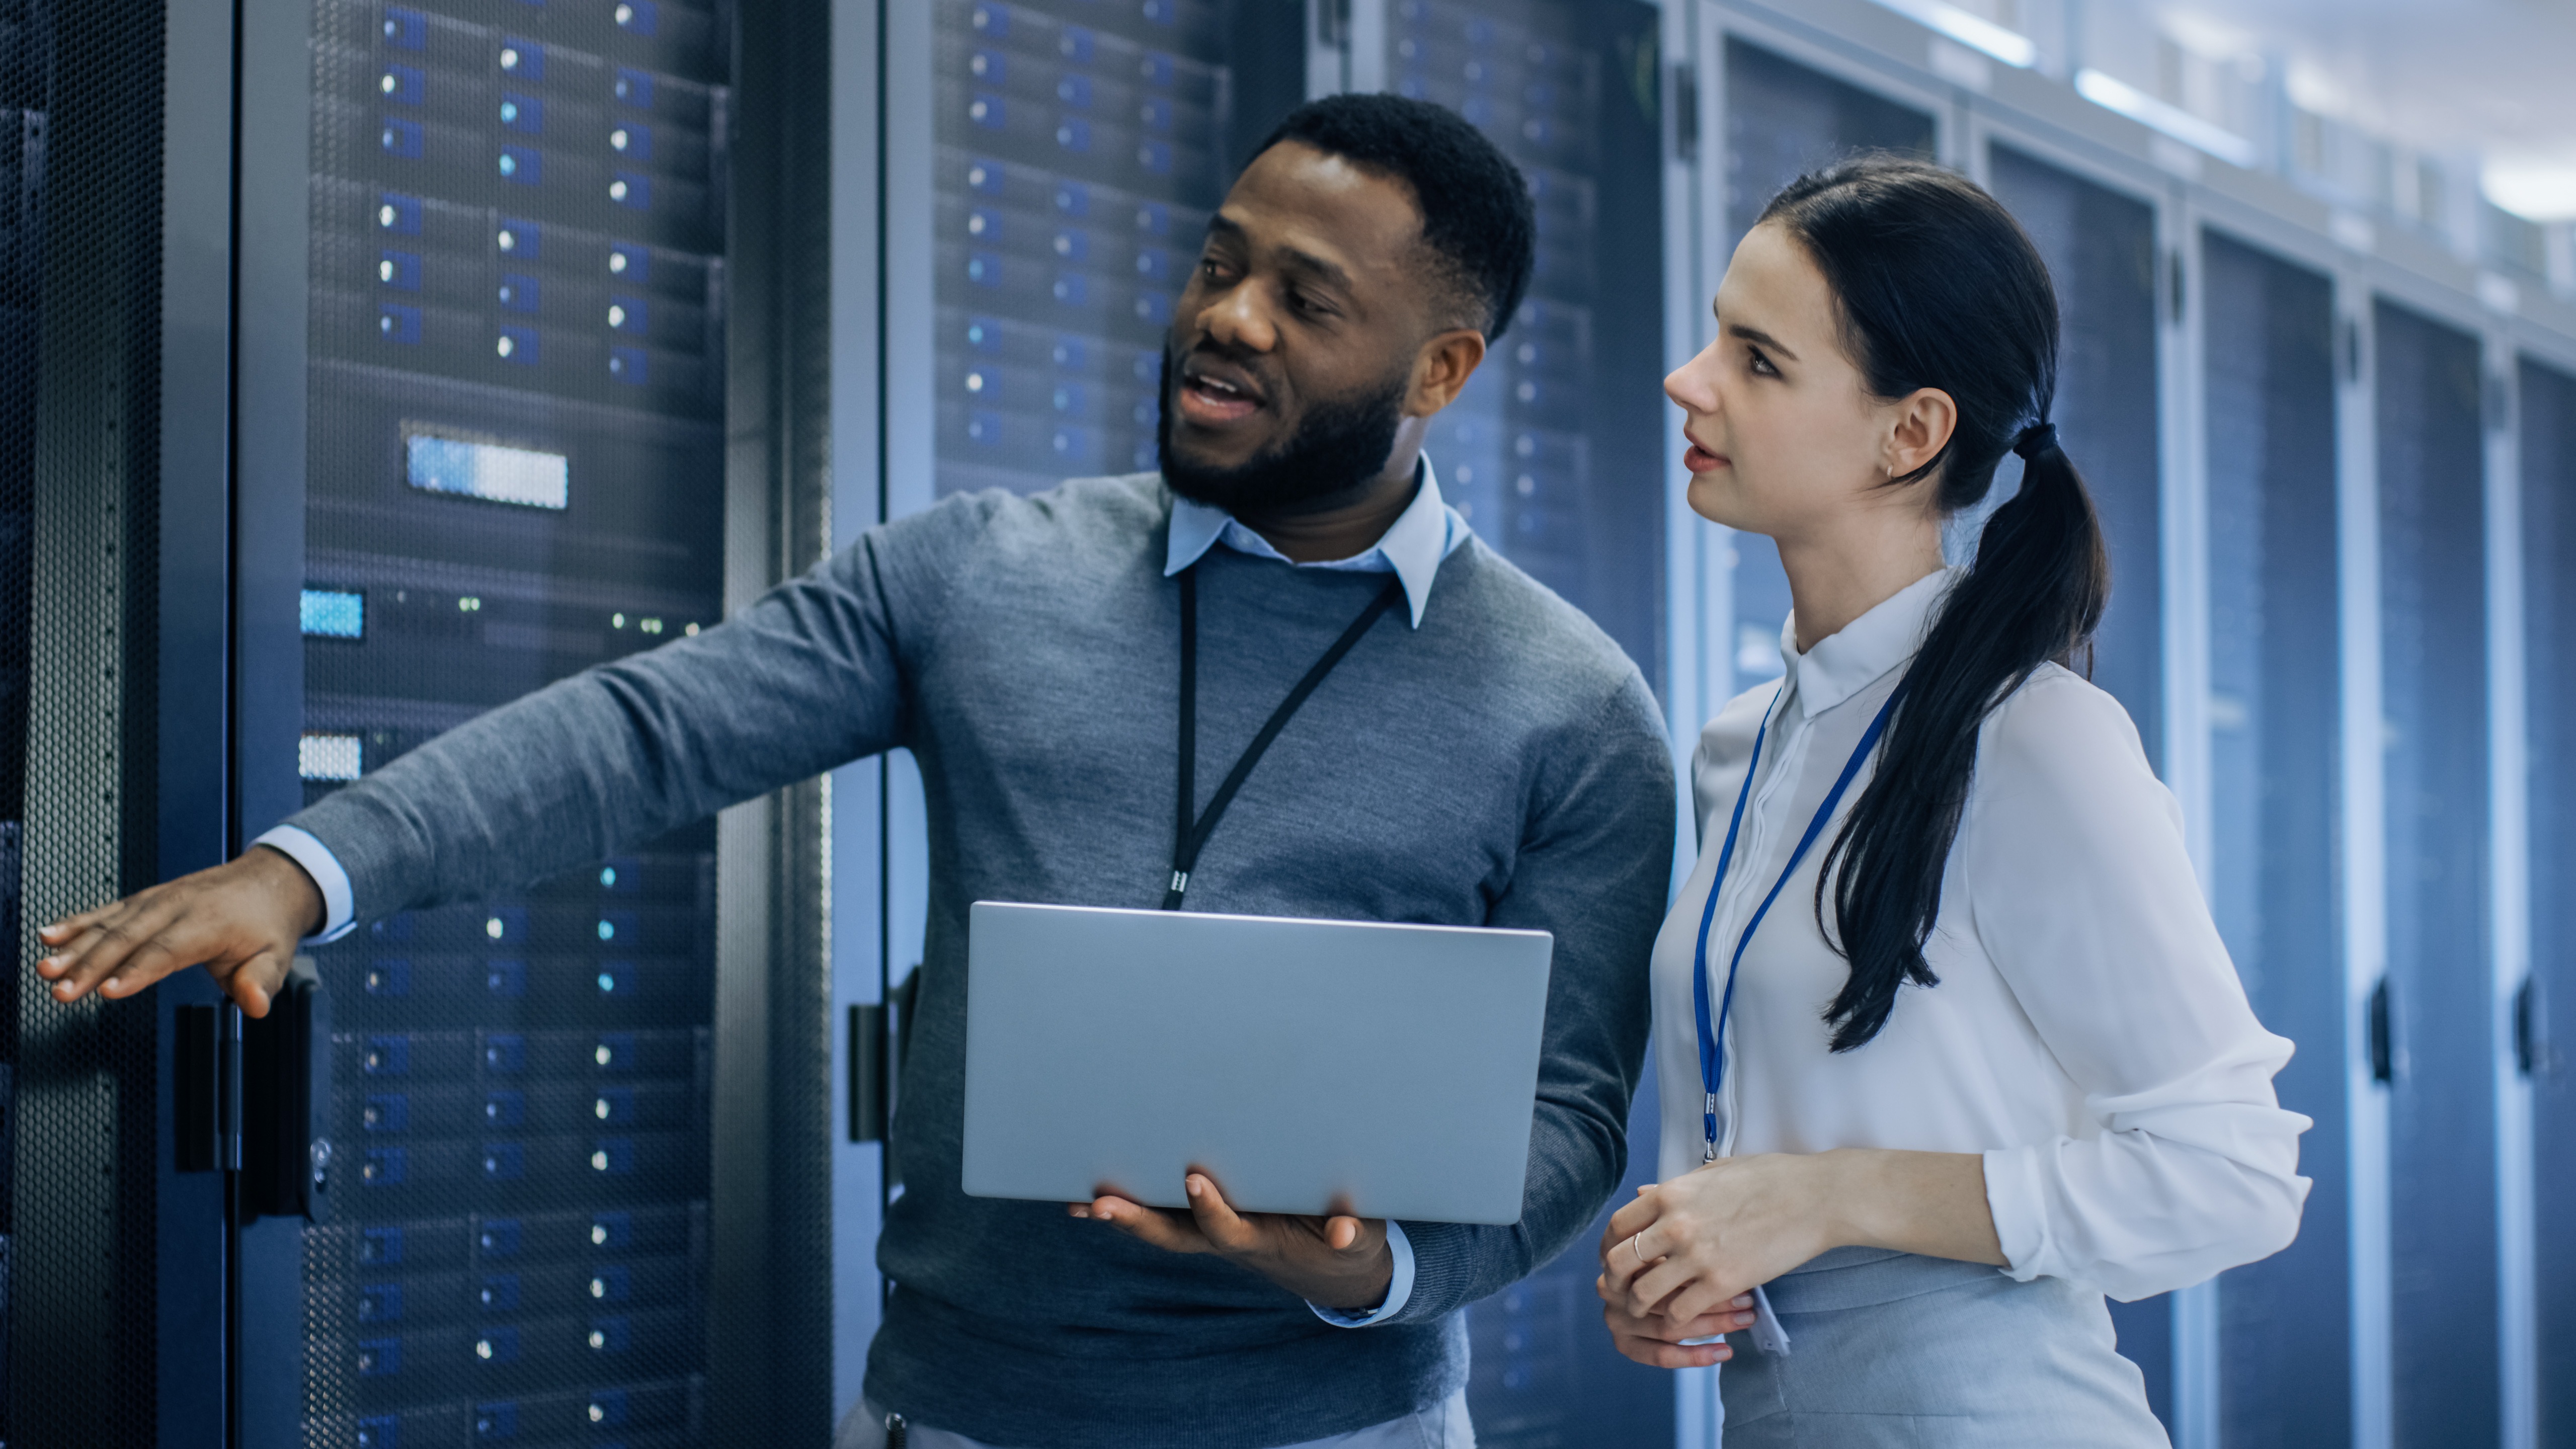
1163 563 1406 910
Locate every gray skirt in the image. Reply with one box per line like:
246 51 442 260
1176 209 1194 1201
1719 1247 2170 1448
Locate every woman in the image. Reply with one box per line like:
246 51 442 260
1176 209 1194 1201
1597 156 2308 1443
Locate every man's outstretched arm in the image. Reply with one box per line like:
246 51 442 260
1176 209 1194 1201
37 494 993 1015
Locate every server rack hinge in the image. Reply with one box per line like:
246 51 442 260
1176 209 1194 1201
2367 977 2393 1084
1671 62 1699 163
2513 976 2540 1076
1316 0 1350 48
850 1002 889 1144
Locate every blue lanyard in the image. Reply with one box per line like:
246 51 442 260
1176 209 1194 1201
1691 680 1907 1160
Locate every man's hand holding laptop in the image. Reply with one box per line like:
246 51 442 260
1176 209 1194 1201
1074 1173 1394 1313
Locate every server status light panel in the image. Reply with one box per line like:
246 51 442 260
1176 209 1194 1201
295 1 734 1444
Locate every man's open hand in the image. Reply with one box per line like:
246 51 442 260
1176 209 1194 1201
1072 1172 1394 1314
33 846 325 1017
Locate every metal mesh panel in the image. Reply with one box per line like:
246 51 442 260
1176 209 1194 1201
1394 0 1667 694
2200 228 2347 1446
8 0 166 1443
2524 354 2576 1449
1985 145 2163 767
2376 297 2497 1449
289 1 741 1442
927 0 1235 499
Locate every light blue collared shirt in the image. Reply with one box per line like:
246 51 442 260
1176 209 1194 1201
258 456 1467 1327
1165 456 1469 629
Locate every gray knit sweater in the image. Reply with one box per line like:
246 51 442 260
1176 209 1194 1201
286 473 1676 1448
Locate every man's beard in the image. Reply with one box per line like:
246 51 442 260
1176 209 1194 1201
1156 351 1409 515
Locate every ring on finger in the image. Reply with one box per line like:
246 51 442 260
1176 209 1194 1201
1630 1232 1648 1265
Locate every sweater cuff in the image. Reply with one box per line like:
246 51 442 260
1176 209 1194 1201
253 825 359 943
1308 1220 1415 1328
1982 1145 2049 1283
1376 1218 1477 1324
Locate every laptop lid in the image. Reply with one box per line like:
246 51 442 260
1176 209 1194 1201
960 901 1554 1226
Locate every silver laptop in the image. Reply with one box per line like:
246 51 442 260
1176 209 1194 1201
961 901 1554 1226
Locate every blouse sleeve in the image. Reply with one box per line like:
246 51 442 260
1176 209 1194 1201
1963 669 2312 1301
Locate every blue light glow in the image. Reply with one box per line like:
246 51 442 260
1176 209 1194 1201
406 435 569 510
302 589 365 638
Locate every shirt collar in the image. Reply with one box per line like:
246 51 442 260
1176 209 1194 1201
1780 567 1958 715
1163 456 1466 628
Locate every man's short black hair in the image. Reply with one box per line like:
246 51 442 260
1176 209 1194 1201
1250 94 1537 342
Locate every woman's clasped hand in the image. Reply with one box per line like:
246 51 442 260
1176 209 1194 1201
1599 1157 1824 1332
1592 1155 1828 1370
1593 1148 2005 1369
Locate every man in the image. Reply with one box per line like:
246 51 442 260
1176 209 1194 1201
41 95 1674 1448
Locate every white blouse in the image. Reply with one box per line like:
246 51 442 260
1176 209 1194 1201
1650 569 2311 1301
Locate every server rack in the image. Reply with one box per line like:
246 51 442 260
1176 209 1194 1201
2520 354 2576 1448
278 0 743 1430
2372 297 2497 1449
2198 229 2348 1447
225 0 838 1442
5 0 239 1442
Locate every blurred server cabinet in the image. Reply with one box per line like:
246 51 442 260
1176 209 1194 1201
2524 356 2576 1449
2199 230 2347 1446
1390 0 1667 690
1983 146 2162 770
929 0 1249 499
238 0 835 1443
2374 298 2497 1449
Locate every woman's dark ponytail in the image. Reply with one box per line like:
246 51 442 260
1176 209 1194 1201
1752 157 2111 1052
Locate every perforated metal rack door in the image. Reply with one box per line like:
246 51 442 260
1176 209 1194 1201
2376 297 2498 1449
2524 355 2576 1449
2200 228 2346 1448
1985 145 2163 769
1390 0 1667 694
930 0 1237 499
7 0 168 1444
